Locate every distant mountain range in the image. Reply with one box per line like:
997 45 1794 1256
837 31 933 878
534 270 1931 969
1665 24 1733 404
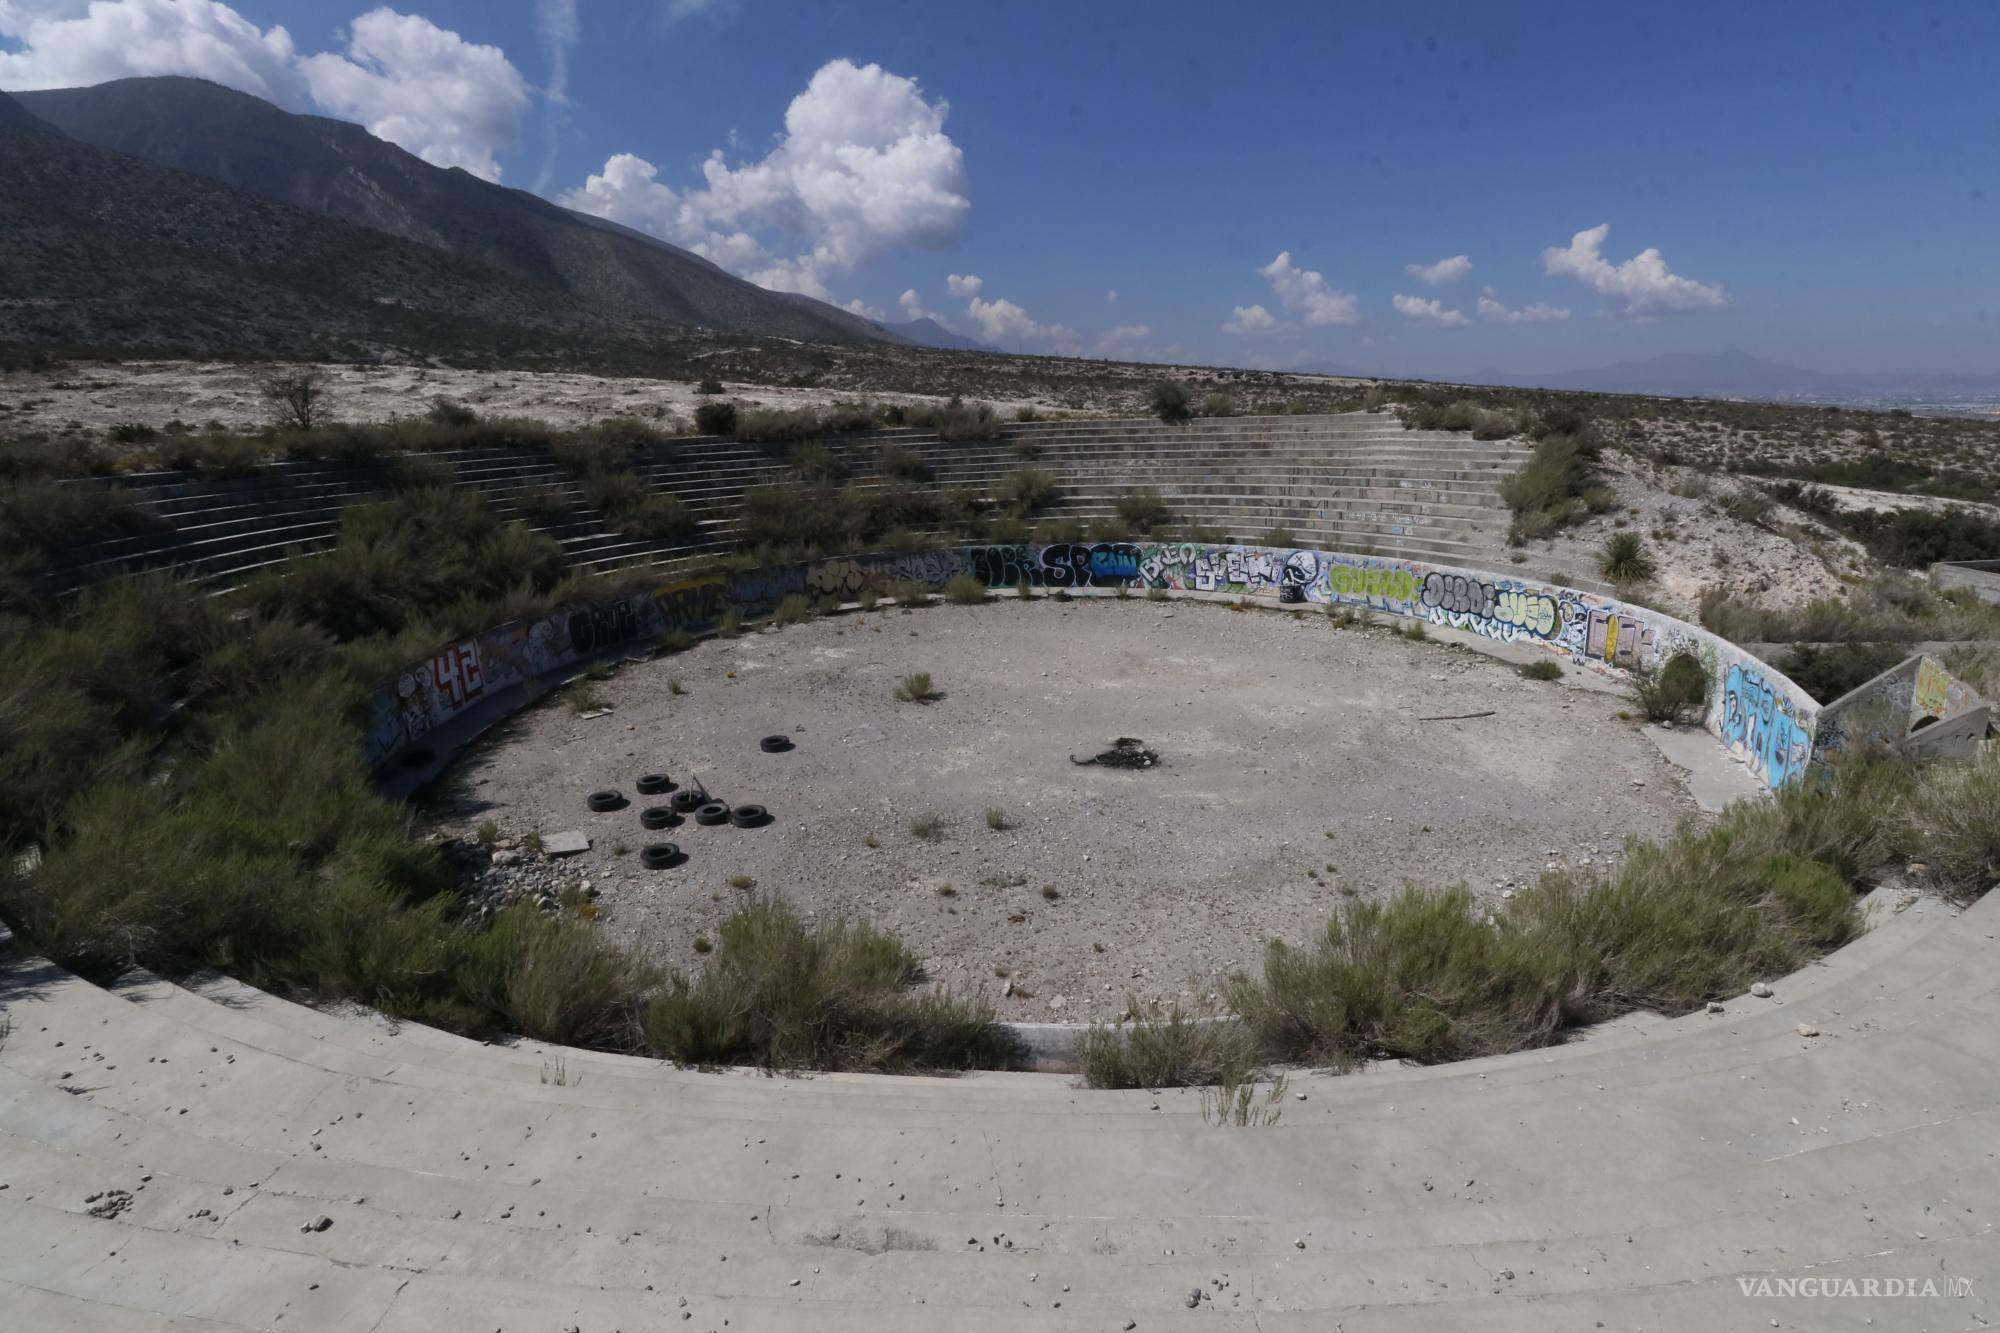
2 76 925 362
1466 350 2000 405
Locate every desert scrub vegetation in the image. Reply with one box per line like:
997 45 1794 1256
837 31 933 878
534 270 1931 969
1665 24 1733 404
893 671 939 703
1599 532 1657 582
1699 577 2000 646
1113 487 1174 535
1080 1001 1262 1090
1221 751 1966 1073
942 573 989 604
1519 658 1564 681
1628 652 1708 723
1501 410 1614 542
1148 381 1193 424
643 897 1008 1071
1776 642 1911 704
1000 465 1061 511
0 479 1006 1072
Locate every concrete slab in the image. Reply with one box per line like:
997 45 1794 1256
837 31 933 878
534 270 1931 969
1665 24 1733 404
1642 721 1764 812
539 829 590 856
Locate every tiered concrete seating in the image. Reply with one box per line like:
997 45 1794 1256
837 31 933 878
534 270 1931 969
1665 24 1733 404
47 414 1568 595
3 889 1996 1329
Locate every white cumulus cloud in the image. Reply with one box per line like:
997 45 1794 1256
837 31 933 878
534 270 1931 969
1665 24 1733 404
0 0 300 99
1392 294 1470 328
1222 303 1281 335
1405 254 1471 286
1476 289 1570 325
1256 251 1360 326
563 58 970 304
945 272 983 298
1541 223 1726 314
300 8 528 181
965 292 1080 355
0 1 532 182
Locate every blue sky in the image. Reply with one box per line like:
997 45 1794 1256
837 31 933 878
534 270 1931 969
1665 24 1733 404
4 0 1997 376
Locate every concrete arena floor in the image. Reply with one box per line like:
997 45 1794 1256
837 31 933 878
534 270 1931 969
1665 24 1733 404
431 597 1711 1021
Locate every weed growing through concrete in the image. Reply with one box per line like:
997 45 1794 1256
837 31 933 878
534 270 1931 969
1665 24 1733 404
1146 585 1169 601
862 833 880 848
984 807 1009 831
693 936 713 953
564 678 606 714
909 812 946 841
1041 884 1060 900
1203 1070 1289 1127
1520 659 1564 681
716 608 744 638
667 677 687 695
728 874 756 891
475 819 500 846
1403 619 1427 641
936 884 957 897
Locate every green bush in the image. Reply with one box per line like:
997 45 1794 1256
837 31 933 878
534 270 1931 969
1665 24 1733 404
1079 1002 1259 1089
1148 381 1192 425
1202 391 1237 418
1115 487 1173 535
1500 429 1605 542
693 401 737 436
1776 642 1909 704
642 897 1007 1071
1519 659 1564 681
1600 532 1656 581
942 573 988 604
1630 651 1708 722
1000 466 1061 511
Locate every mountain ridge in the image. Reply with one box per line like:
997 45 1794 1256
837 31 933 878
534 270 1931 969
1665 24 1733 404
13 76 904 348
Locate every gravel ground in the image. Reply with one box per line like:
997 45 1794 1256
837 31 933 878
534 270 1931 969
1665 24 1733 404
426 596 1710 1022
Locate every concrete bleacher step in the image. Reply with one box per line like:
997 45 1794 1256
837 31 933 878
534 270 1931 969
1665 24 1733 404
3 891 1997 1329
54 413 1546 596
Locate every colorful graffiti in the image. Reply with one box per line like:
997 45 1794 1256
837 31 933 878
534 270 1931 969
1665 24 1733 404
1721 663 1813 787
365 541 1821 792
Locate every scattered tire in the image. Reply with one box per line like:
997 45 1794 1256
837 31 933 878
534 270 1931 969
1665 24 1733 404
759 735 792 753
729 804 770 828
586 790 626 813
669 790 705 815
640 843 681 869
636 773 674 794
694 801 732 826
639 806 680 830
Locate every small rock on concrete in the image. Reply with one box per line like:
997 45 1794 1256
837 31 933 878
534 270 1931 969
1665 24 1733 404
1706 1001 1725 1014
1751 982 1774 998
1796 1024 1819 1038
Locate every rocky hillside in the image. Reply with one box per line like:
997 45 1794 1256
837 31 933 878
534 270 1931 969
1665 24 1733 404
11 76 900 348
0 122 729 365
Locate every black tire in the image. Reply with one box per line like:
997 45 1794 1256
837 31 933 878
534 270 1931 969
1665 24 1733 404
586 790 626 813
669 790 705 815
640 842 681 869
694 801 731 826
759 735 792 753
639 806 680 830
636 773 674 795
729 804 769 828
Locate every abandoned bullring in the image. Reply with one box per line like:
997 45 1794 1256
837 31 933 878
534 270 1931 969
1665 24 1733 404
3 397 1998 1330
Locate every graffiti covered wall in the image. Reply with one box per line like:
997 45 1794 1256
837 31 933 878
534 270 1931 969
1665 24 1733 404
365 543 1824 791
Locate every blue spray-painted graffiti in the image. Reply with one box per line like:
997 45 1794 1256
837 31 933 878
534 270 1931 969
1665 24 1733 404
1721 663 1813 787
